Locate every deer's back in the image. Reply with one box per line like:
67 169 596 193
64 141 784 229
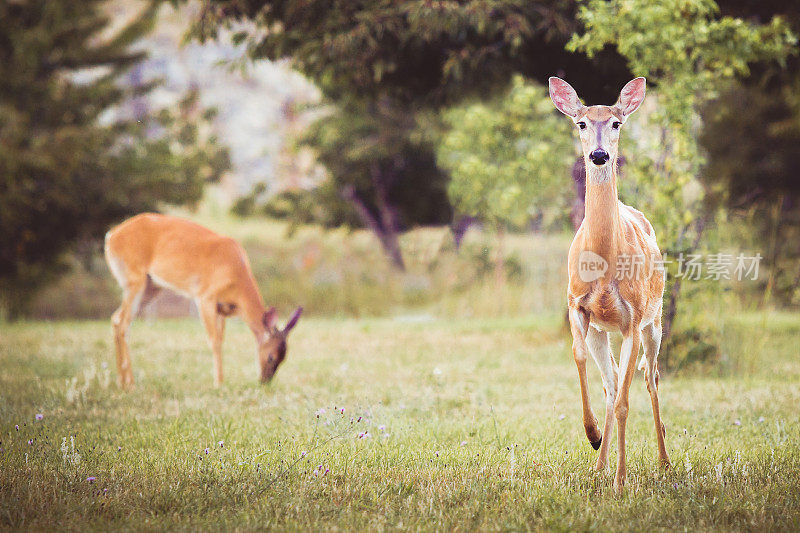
105 213 251 298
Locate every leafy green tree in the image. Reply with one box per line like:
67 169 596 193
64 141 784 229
193 1 633 105
438 75 574 232
191 0 634 268
0 0 230 316
700 4 800 307
234 98 451 269
568 0 796 354
701 81 800 307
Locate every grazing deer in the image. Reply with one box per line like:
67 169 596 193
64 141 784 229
104 213 303 388
549 77 670 492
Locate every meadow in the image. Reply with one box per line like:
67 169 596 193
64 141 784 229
1 309 799 530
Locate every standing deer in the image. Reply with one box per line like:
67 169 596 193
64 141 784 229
104 213 303 388
549 77 670 492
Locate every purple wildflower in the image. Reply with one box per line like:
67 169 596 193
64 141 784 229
218 440 224 448
86 476 96 483
27 439 33 445
15 425 19 431
300 450 307 458
204 448 210 455
35 414 43 421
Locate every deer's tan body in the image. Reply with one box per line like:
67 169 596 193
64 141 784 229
568 195 664 333
550 77 670 493
107 214 262 313
105 213 302 388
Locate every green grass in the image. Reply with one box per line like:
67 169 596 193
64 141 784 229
1 311 799 530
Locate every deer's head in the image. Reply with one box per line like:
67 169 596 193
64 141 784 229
549 77 646 171
258 306 303 383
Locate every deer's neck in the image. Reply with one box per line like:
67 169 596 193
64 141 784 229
238 281 269 340
583 160 622 264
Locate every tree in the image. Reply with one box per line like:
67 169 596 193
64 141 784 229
0 0 230 316
568 0 796 360
438 75 574 231
700 4 800 307
298 98 452 269
193 1 633 105
191 0 635 268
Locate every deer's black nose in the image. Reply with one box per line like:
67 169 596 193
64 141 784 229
590 149 609 165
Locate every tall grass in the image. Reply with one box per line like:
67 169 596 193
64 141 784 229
27 210 570 320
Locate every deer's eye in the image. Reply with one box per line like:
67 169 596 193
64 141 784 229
612 121 622 129
577 121 586 130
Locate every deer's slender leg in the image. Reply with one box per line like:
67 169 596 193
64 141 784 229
642 320 670 468
199 300 225 387
111 278 146 389
614 328 641 492
569 308 602 449
586 326 618 471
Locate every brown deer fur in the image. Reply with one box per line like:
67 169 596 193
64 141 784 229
104 213 302 388
550 77 670 492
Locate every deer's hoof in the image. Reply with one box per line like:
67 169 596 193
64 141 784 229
589 437 602 450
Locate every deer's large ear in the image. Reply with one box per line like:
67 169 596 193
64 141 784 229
262 307 277 330
615 77 646 116
283 306 303 334
549 77 584 117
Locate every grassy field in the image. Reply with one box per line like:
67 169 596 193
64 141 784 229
24 205 570 321
1 311 799 530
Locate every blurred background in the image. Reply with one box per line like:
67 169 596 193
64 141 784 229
1 0 798 372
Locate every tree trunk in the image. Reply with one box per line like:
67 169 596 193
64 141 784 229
450 215 479 250
371 162 406 270
340 184 405 271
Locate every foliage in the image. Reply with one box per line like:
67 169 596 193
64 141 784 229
438 75 574 230
701 81 800 307
568 0 797 347
191 0 633 106
699 5 800 307
300 100 453 228
232 186 353 228
190 0 635 267
270 99 453 269
233 100 451 269
0 0 230 316
570 0 794 245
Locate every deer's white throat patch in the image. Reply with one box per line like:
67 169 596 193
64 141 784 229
586 163 614 184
